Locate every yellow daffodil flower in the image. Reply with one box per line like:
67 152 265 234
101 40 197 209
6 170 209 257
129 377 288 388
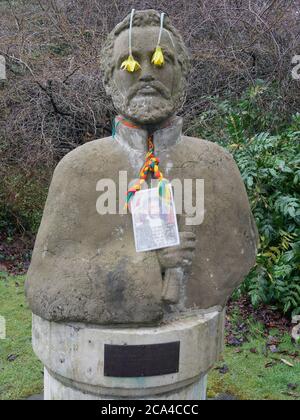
120 55 141 72
151 46 164 67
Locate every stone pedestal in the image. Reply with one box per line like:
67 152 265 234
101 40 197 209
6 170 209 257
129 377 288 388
32 308 225 400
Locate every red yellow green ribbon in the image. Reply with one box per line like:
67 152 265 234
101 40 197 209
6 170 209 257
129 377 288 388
115 118 170 208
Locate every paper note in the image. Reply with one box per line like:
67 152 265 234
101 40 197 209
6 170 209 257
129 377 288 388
131 185 180 252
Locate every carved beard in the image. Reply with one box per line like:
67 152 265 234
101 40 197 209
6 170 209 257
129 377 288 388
110 83 185 125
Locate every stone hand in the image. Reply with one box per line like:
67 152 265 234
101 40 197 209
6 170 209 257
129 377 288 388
157 231 196 270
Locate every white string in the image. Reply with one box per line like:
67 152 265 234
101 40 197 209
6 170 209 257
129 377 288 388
157 12 165 46
129 9 135 56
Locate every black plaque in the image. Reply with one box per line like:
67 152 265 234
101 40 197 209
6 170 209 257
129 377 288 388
104 342 180 377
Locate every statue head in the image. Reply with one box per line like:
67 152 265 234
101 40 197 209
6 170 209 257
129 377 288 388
101 10 190 126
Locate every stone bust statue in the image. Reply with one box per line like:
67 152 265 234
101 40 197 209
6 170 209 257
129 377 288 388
25 10 258 325
101 10 189 126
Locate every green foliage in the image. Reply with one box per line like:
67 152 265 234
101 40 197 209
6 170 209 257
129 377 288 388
186 80 287 143
47 42 72 56
0 170 48 235
191 82 300 316
231 121 300 316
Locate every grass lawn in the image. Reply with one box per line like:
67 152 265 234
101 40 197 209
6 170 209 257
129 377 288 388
208 323 300 400
0 274 299 400
0 274 43 400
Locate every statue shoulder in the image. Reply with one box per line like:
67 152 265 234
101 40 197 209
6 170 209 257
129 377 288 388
182 135 232 156
181 135 239 171
53 136 120 178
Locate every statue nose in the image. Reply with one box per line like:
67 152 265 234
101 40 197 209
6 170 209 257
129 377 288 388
139 73 155 83
139 59 156 82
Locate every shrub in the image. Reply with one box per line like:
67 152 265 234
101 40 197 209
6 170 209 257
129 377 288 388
232 119 300 315
191 83 300 316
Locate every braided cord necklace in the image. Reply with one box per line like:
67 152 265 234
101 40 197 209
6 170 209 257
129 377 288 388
114 118 170 208
126 134 170 207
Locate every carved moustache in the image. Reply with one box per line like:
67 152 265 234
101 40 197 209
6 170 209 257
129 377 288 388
127 81 171 103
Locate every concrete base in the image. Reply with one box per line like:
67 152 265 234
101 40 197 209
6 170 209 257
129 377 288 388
44 368 208 400
33 308 224 400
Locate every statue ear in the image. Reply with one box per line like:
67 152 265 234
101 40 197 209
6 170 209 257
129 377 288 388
102 72 113 96
103 80 112 96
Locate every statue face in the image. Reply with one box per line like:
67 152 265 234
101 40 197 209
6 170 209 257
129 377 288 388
109 26 184 125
